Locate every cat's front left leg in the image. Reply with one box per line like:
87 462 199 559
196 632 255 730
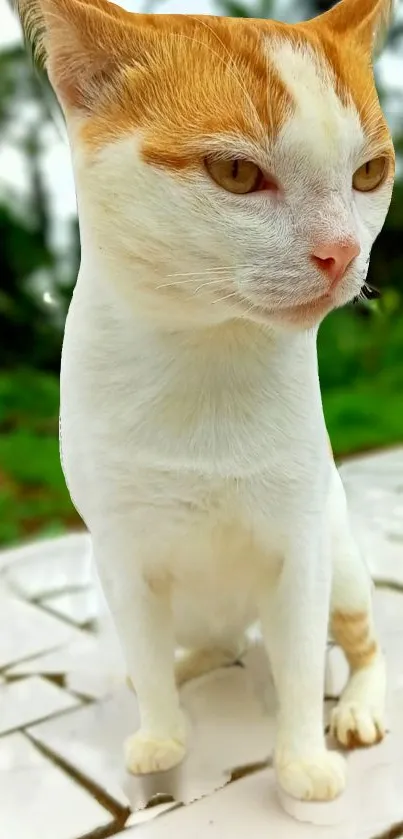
260 520 346 802
93 528 187 776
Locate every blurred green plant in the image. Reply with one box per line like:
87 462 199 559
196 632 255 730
0 370 81 545
0 46 78 372
0 45 80 544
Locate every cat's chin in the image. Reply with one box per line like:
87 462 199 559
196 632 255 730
238 293 336 331
214 281 362 331
269 295 336 329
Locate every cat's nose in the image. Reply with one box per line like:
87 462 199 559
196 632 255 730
311 240 360 286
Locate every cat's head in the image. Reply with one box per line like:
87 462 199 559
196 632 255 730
19 0 396 329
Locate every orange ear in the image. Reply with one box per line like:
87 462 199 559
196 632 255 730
311 0 395 56
16 0 149 111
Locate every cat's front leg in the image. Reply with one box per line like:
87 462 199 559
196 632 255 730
260 520 346 802
93 529 187 775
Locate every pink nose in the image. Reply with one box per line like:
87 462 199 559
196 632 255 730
312 240 361 286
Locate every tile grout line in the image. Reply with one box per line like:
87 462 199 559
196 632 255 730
372 821 403 839
24 730 131 828
374 579 403 594
71 820 127 839
78 802 186 839
0 643 78 679
33 592 97 632
227 758 272 782
0 699 88 741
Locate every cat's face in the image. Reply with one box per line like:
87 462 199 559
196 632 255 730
23 0 395 329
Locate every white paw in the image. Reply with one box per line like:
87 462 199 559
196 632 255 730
276 749 346 801
331 700 385 748
124 733 186 775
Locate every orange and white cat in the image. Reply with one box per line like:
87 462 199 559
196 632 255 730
18 0 395 802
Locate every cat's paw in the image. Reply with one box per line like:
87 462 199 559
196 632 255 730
331 700 385 749
124 733 186 775
275 749 346 801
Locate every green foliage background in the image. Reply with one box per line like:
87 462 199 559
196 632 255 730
0 0 402 546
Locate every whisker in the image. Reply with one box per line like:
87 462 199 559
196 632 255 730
361 283 381 300
157 276 233 290
165 265 252 279
194 278 231 293
211 290 239 305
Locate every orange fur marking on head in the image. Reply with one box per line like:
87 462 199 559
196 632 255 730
16 0 395 174
79 14 293 168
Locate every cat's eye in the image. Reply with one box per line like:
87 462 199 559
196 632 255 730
353 157 387 192
205 158 264 195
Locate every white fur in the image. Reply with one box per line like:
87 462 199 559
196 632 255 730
60 39 390 801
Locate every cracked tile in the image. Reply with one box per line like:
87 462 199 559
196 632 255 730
374 588 403 637
0 533 90 574
28 647 275 812
340 448 403 482
120 740 403 839
337 459 403 588
28 690 133 808
0 595 81 671
0 732 113 839
119 768 353 838
43 588 99 627
6 628 126 700
344 736 403 837
0 676 80 735
2 535 92 600
125 803 178 828
384 632 403 692
349 522 403 587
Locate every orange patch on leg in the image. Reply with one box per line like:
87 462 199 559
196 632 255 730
331 610 378 671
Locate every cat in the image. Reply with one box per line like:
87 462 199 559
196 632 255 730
17 0 395 802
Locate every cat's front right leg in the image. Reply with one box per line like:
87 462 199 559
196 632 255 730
260 520 346 802
93 528 187 775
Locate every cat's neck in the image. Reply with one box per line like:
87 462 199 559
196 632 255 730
71 261 321 419
64 261 324 479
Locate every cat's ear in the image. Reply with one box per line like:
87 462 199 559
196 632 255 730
313 0 396 57
16 0 150 112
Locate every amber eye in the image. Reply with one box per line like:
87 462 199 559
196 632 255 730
205 158 264 195
353 157 388 192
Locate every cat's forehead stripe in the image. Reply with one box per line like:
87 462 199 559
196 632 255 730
268 39 364 167
291 24 392 151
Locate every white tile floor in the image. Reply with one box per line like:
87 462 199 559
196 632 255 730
0 448 402 839
0 675 79 735
0 595 81 670
43 588 100 627
0 733 114 839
